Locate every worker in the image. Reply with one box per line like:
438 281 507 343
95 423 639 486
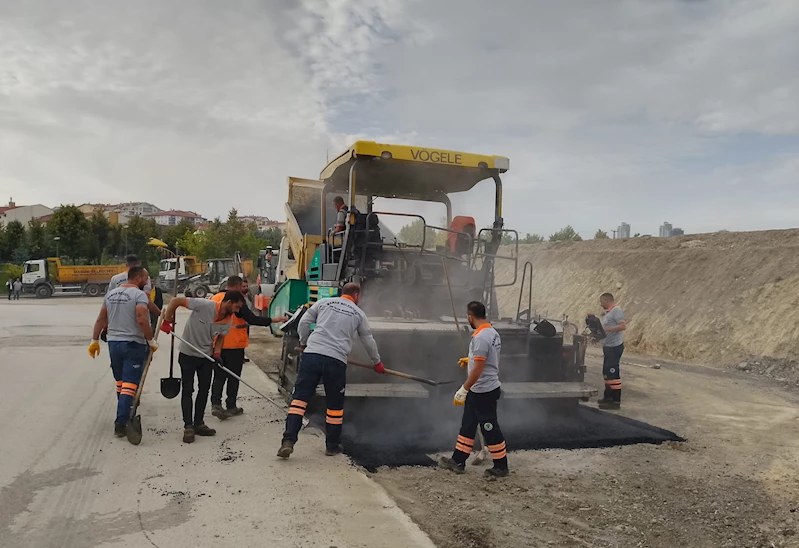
447 216 477 257
161 290 246 443
440 301 509 478
110 255 160 318
13 278 21 300
277 282 385 459
209 276 286 420
598 292 626 410
6 278 12 300
333 196 348 234
88 266 159 437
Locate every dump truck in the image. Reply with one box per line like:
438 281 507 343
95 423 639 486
21 258 126 298
155 256 204 292
270 141 597 411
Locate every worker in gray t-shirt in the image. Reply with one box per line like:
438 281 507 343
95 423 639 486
161 291 245 443
278 283 385 460
599 292 626 409
440 301 509 478
89 266 158 437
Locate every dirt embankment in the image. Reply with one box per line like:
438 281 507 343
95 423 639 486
494 229 799 366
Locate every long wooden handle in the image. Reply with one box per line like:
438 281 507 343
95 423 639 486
130 311 166 416
347 360 438 386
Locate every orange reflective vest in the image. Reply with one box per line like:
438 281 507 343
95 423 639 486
211 292 249 349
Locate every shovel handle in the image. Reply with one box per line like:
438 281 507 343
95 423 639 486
129 310 166 419
347 360 439 386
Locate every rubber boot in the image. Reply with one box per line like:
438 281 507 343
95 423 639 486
277 439 295 459
439 456 465 474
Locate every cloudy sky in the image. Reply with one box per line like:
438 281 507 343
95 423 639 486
1 0 797 238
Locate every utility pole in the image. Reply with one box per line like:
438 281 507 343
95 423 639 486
612 229 617 240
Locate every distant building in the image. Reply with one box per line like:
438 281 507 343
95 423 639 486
617 222 631 239
0 198 54 226
671 227 684 236
146 210 206 226
659 222 673 238
114 202 162 218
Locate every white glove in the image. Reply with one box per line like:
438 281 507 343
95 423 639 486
147 339 159 352
453 385 468 406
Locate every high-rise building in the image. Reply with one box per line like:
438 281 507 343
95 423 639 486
659 222 673 238
617 222 631 239
671 227 684 236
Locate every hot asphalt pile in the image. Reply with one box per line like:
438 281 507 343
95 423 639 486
307 399 682 471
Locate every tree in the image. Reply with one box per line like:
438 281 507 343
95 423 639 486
26 219 49 259
47 206 90 262
594 229 609 239
161 220 196 252
4 220 25 258
549 225 583 242
255 227 283 249
522 233 544 244
124 216 160 266
397 218 446 248
87 212 113 263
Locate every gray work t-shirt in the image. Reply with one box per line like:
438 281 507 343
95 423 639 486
179 298 232 358
601 306 625 347
104 286 150 344
468 325 502 393
110 272 152 294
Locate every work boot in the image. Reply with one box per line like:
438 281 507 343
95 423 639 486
194 424 216 436
277 439 295 459
596 397 612 405
114 424 126 438
439 456 466 474
325 445 343 456
183 427 195 444
211 404 230 421
598 401 621 410
485 467 509 478
226 406 244 417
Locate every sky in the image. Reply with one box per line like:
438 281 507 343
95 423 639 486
1 0 798 238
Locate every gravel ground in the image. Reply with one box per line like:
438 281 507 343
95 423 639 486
248 337 799 548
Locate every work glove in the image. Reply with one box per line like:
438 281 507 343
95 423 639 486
160 320 174 335
147 339 159 353
453 385 468 406
373 362 385 374
88 340 100 359
458 357 469 369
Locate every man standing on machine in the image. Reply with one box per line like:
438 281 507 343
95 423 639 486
209 276 286 420
277 283 385 459
89 266 159 437
440 301 509 478
161 291 246 443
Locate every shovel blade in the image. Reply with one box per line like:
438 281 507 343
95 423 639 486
126 414 143 445
160 378 181 399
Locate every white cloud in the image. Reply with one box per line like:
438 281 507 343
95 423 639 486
0 0 797 237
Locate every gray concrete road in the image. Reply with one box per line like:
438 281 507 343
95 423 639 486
0 298 436 548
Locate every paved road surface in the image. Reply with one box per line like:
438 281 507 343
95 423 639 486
0 297 435 548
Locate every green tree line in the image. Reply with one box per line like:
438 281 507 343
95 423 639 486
0 206 282 269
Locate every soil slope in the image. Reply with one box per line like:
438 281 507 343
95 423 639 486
494 229 799 366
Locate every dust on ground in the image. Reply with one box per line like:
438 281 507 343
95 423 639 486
249 335 799 548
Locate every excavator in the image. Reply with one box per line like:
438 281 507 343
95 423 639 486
269 142 596 414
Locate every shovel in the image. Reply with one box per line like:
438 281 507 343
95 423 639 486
172 332 309 428
160 259 181 399
347 360 456 386
126 312 165 445
159 327 180 399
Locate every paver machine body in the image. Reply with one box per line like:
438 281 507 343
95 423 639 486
271 141 596 409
